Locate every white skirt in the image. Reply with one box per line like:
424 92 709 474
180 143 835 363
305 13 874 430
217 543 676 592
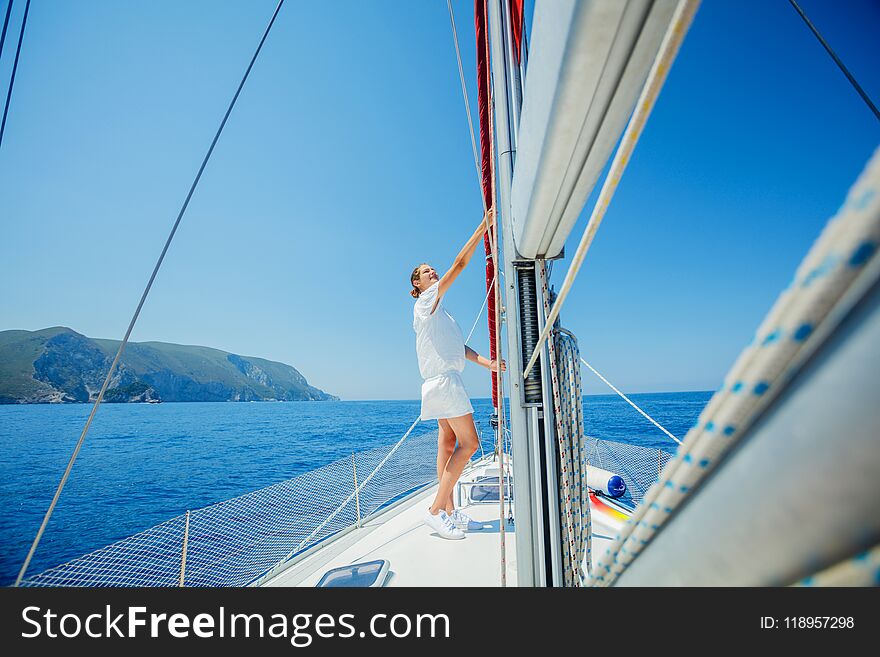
420 371 474 421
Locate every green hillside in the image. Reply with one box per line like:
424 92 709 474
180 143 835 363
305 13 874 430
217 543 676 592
0 327 337 403
0 327 73 402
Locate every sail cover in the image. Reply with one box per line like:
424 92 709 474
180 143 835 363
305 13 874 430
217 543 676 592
475 0 499 407
511 0 680 258
510 0 524 64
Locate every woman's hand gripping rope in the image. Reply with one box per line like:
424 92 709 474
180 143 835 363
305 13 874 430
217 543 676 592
489 359 506 372
432 207 499 314
485 206 497 234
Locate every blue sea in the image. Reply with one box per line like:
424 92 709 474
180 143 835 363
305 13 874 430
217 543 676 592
0 392 711 585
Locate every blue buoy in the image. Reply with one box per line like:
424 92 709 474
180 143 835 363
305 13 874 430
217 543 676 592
608 475 626 498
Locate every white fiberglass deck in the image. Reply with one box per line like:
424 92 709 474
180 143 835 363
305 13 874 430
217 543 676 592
263 457 515 587
262 456 625 587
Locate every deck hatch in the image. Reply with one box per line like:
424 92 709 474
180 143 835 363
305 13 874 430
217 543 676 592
315 559 390 587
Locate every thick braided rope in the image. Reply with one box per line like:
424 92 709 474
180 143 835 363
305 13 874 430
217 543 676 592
588 145 880 587
558 329 592 581
538 261 580 585
793 545 880 587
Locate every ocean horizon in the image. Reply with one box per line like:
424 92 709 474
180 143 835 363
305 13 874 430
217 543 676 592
0 391 712 584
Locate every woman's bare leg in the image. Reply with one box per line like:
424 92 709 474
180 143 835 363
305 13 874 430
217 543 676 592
429 413 479 515
437 420 456 513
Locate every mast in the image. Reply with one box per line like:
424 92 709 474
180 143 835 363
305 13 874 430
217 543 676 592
486 0 531 587
488 0 565 587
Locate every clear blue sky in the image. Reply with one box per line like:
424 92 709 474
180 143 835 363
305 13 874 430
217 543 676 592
1 0 878 400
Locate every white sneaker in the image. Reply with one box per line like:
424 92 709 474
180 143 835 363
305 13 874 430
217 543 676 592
450 509 482 532
423 508 465 540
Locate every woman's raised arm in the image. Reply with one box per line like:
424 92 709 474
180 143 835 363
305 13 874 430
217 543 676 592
431 208 496 313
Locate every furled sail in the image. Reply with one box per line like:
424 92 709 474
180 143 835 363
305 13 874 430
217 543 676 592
511 0 680 258
475 0 500 406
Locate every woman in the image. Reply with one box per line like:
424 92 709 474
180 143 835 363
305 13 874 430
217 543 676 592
410 207 505 540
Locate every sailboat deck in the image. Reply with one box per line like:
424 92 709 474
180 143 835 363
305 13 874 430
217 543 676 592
262 456 624 587
263 458 517 587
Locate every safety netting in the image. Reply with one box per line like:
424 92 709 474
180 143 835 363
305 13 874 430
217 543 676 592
20 428 445 587
585 437 674 507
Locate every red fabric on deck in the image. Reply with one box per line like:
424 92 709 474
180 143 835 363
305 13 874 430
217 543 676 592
475 0 498 408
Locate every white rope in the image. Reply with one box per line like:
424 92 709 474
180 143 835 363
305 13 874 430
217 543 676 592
282 415 422 562
446 0 487 212
579 357 681 446
18 249 496 586
465 271 496 343
13 0 289 588
523 0 701 379
539 263 587 585
588 144 880 587
17 0 503 589
484 62 509 592
276 247 501 567
22 429 446 587
445 11 506 578
792 544 880 587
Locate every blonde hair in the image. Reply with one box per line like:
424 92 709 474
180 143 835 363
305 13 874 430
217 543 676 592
410 263 427 299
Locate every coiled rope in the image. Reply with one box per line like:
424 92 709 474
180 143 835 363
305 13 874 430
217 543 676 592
793 544 880 587
539 261 591 585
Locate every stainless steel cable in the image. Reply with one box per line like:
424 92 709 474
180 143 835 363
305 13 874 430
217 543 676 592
0 0 29 151
14 0 287 586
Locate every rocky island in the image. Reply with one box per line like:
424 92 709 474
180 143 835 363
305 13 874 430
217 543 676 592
0 327 338 403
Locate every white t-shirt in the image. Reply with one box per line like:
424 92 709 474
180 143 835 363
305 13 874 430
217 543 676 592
413 282 466 380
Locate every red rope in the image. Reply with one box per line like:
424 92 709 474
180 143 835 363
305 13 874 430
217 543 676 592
475 0 498 407
510 0 524 64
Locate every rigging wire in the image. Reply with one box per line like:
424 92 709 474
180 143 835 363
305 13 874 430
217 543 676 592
522 0 700 380
464 270 496 343
479 0 509 588
0 0 14 62
14 0 287 587
449 0 508 585
0 0 29 152
446 0 487 211
579 357 681 445
787 0 879 123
